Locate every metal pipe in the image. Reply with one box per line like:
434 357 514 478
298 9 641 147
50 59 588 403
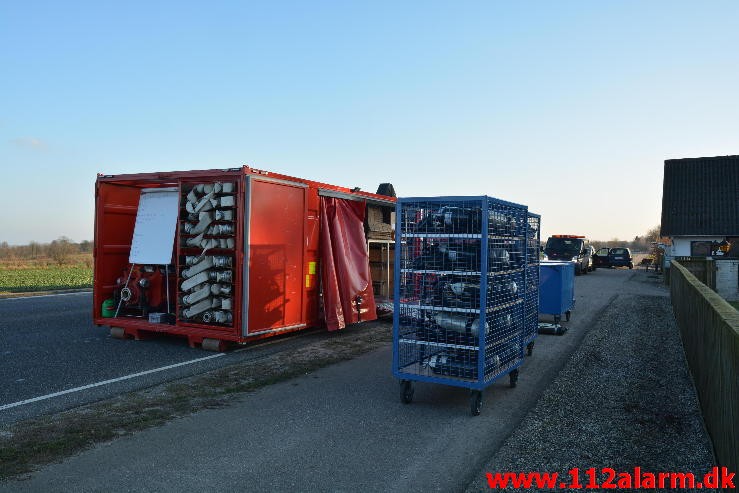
182 256 215 279
114 264 135 318
183 284 212 305
181 271 209 291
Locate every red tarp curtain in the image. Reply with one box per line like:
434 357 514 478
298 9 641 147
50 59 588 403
319 196 377 331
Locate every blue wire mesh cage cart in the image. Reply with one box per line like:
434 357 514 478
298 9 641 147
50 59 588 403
523 212 540 355
392 196 534 415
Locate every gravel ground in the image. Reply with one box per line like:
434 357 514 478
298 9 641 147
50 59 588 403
466 293 716 491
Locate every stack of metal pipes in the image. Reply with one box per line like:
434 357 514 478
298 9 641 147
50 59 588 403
182 182 236 250
179 182 236 324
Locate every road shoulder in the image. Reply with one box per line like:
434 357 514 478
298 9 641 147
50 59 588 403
465 292 715 491
0 320 392 480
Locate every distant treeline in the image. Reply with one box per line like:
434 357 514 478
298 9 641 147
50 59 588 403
0 237 92 264
3 225 664 265
590 225 663 252
539 225 664 252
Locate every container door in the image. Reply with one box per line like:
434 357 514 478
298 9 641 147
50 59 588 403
245 179 306 334
93 182 141 319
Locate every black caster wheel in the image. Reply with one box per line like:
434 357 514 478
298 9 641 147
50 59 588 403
565 311 571 322
400 380 414 404
526 342 534 356
509 369 519 388
470 390 482 416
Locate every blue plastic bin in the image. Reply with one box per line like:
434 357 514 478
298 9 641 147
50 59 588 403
538 261 575 323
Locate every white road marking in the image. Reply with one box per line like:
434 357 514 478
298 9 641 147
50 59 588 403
0 291 91 301
0 353 226 411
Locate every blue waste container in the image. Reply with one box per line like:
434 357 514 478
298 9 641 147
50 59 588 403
538 261 575 323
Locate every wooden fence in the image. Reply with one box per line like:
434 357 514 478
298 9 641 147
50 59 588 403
670 261 739 472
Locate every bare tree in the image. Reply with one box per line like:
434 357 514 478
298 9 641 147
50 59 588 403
29 241 40 258
645 225 661 243
48 236 75 265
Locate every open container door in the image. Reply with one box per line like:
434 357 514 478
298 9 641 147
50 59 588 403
319 196 377 330
93 181 142 318
244 177 311 337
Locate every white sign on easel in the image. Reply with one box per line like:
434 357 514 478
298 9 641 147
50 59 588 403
129 188 179 265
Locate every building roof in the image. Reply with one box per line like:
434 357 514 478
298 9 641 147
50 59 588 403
661 155 739 236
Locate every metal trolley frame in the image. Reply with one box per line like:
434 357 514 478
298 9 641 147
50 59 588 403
523 212 541 355
392 196 535 415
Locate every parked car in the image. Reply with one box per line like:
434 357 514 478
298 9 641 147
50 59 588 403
543 235 591 275
608 247 633 269
592 247 611 268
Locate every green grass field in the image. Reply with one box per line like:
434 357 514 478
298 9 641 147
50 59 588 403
0 257 93 293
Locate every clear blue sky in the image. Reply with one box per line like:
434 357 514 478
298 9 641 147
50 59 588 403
2 1 738 244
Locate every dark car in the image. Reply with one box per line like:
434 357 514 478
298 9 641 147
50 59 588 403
608 247 633 269
592 247 610 268
543 235 591 275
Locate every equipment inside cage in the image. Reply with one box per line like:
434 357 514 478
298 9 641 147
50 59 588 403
394 196 538 416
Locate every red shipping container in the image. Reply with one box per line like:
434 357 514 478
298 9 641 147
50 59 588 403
93 166 395 350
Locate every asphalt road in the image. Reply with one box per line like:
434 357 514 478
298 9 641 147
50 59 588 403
0 267 659 492
0 292 325 425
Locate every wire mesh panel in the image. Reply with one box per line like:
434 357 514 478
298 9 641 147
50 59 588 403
524 213 541 347
393 196 529 389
